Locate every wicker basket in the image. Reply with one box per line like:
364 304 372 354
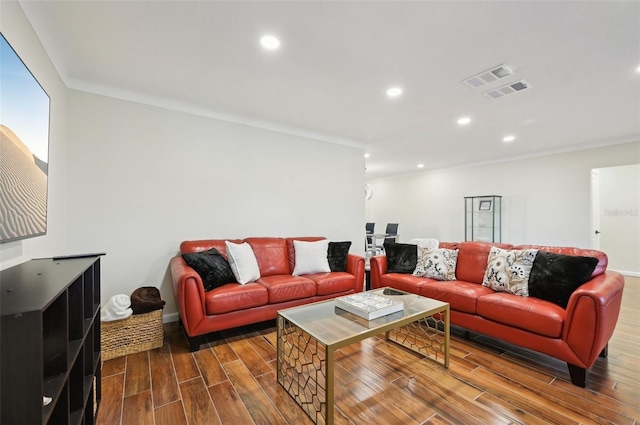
101 309 164 361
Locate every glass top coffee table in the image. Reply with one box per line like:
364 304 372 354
276 287 450 425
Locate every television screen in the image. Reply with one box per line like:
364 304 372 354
0 33 50 243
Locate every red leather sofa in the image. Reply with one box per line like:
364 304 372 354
369 241 625 387
170 237 365 351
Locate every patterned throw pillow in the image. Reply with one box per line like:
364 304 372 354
413 247 459 281
482 247 539 296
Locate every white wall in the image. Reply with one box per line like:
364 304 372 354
66 90 365 320
0 0 364 321
366 141 640 249
0 0 70 268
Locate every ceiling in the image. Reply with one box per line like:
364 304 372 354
18 1 640 179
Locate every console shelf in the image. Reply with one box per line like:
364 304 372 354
1 257 102 425
464 195 502 243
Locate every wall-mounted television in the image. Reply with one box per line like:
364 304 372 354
0 32 50 243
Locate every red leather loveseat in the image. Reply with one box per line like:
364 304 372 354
171 237 365 351
369 241 624 387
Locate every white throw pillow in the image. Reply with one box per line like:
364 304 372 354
292 239 331 276
224 241 261 284
408 238 439 250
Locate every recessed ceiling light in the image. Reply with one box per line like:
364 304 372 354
503 135 516 143
260 35 280 50
417 163 425 168
364 153 370 158
386 87 403 97
457 117 471 126
636 65 640 73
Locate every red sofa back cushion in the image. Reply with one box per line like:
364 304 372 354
456 241 514 284
180 239 243 259
438 242 459 250
180 237 333 278
245 237 290 277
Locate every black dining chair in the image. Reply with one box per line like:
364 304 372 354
384 223 399 244
365 222 375 247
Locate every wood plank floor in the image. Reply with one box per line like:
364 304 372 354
97 276 640 425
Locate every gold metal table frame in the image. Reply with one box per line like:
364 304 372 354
277 288 450 425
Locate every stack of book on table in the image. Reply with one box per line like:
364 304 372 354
335 292 404 320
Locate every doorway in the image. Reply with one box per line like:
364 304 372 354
591 164 640 276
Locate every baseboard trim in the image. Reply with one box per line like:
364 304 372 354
611 269 640 278
162 312 179 323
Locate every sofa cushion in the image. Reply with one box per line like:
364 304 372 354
182 248 237 291
438 242 459 250
384 243 418 274
257 275 316 303
225 241 261 284
476 292 566 338
482 247 538 296
419 280 494 314
413 248 458 281
528 251 599 308
204 282 269 315
245 237 291 277
180 239 243 256
328 241 352 272
286 237 325 273
292 239 331 276
379 273 427 294
455 242 514 284
304 272 356 296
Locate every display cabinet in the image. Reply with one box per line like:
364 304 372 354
465 195 502 243
1 257 102 425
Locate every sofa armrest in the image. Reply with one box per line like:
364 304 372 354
563 271 625 368
346 254 366 292
170 255 207 337
369 255 388 289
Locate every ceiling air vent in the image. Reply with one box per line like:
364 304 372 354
483 80 531 99
463 64 513 88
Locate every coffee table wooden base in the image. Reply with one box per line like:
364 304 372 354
277 306 449 425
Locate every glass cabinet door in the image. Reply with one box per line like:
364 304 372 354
464 195 501 242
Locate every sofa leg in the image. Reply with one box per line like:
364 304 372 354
567 363 586 387
187 335 203 352
599 344 608 358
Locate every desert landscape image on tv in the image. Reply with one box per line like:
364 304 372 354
0 33 50 243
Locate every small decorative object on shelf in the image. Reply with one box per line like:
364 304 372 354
464 195 502 242
335 292 404 320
